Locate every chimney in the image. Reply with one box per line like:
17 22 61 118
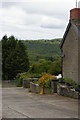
70 8 80 20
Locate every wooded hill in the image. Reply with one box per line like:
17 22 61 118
2 36 62 80
22 38 62 63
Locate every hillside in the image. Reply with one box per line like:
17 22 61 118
22 38 62 63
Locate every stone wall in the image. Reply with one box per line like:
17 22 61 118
62 24 78 83
30 82 52 94
23 78 79 99
51 80 58 93
30 82 41 93
57 83 79 99
23 78 58 93
23 78 39 88
23 79 30 88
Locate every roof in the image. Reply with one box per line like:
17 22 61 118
60 21 71 49
60 20 80 49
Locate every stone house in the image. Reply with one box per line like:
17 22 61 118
60 8 80 84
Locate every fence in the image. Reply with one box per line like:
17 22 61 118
2 80 18 87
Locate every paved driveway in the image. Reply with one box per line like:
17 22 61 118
2 87 78 118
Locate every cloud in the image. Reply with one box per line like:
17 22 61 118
40 16 66 29
78 1 80 8
0 0 75 39
2 0 75 19
2 6 27 25
1 6 42 29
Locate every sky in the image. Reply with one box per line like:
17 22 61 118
0 0 79 40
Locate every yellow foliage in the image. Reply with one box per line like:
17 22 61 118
38 73 56 88
40 87 44 95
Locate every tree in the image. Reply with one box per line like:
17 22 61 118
2 35 29 80
48 58 61 75
2 35 8 80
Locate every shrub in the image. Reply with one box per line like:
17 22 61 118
48 58 61 75
16 72 28 87
58 78 64 83
46 79 51 89
61 77 79 91
38 73 56 94
29 60 52 74
33 80 38 84
64 78 73 85
17 78 23 87
72 82 78 90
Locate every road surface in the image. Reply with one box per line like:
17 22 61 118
2 87 78 118
0 86 2 119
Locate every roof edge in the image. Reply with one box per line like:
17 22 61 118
60 21 71 49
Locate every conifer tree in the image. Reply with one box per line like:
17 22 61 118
2 35 29 80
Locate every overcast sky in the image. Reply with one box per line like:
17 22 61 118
0 0 79 40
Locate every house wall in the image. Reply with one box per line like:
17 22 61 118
62 24 78 83
78 27 80 84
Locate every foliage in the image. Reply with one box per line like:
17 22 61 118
17 78 23 87
64 78 79 90
63 78 73 85
28 58 61 76
72 83 78 90
16 72 30 87
33 80 38 84
46 79 52 89
2 35 29 80
58 78 64 83
38 73 56 94
2 35 62 80
23 39 61 77
29 59 51 74
48 58 61 75
38 73 55 88
59 77 79 90
22 39 61 64
15 73 24 87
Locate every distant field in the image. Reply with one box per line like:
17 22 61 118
22 38 61 63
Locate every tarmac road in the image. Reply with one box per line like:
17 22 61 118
2 87 78 118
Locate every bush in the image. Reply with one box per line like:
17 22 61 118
38 73 56 94
64 78 73 85
48 58 61 75
58 78 64 83
38 73 54 88
28 58 61 77
60 77 79 91
29 60 52 74
16 74 22 87
16 72 28 87
72 82 78 90
33 80 38 84
17 78 23 87
46 79 51 89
